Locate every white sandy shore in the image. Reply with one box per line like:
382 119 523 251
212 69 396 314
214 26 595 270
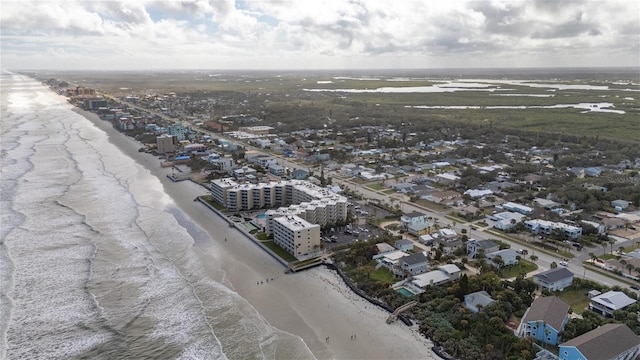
77 107 440 360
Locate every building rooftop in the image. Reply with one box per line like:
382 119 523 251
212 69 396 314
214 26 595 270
522 296 570 332
273 215 318 231
533 267 574 284
401 252 428 266
561 324 640 360
590 290 636 310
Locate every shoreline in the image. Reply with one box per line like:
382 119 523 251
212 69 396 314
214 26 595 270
72 105 440 359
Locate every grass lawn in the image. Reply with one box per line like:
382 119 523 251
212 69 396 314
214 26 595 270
262 241 297 262
499 259 538 278
365 182 386 191
370 267 397 284
556 288 590 315
383 189 396 194
413 199 448 212
256 232 269 241
201 196 227 211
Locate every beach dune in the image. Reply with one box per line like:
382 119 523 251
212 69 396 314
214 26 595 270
79 107 439 360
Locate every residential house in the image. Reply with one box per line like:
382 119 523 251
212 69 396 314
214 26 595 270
434 237 464 255
407 222 435 237
464 291 496 313
487 211 526 230
408 264 461 292
247 154 278 168
486 249 519 268
611 199 631 210
399 252 429 277
418 234 434 245
559 323 640 360
291 169 309 180
502 202 534 215
400 211 427 229
434 173 460 184
533 268 574 291
422 190 462 204
467 239 500 259
268 163 286 177
372 250 408 274
394 239 414 252
585 167 603 177
588 291 637 317
518 296 570 346
391 182 416 193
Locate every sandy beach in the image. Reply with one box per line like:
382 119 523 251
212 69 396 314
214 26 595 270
77 107 440 360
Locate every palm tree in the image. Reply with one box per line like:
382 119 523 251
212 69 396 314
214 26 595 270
626 263 634 275
589 252 597 262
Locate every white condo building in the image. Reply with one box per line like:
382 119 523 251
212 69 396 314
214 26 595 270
272 215 321 257
210 178 347 256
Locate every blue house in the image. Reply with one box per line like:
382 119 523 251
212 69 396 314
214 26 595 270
291 169 309 180
559 323 640 360
518 296 570 346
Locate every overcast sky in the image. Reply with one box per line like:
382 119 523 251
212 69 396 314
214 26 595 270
1 0 639 70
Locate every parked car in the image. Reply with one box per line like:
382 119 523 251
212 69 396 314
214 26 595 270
559 261 569 267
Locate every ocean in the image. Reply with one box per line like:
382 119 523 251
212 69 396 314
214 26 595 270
0 73 315 360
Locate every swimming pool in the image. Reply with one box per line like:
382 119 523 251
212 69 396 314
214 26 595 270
396 287 415 297
256 213 266 219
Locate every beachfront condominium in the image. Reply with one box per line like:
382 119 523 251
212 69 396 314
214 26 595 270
210 178 347 225
272 215 321 257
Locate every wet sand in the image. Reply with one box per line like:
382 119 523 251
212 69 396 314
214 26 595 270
77 107 439 360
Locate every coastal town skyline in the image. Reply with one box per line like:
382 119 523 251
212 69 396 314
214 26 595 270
2 0 639 71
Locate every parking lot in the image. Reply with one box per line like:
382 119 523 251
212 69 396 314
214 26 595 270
321 223 388 250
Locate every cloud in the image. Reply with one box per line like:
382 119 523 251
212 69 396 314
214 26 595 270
0 0 638 70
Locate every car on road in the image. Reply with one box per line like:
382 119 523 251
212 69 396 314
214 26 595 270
631 285 640 291
559 261 569 267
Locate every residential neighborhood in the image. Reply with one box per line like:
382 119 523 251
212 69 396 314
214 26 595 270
48 77 640 360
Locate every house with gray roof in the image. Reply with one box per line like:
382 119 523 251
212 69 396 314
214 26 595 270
466 239 500 259
486 249 519 268
559 323 640 360
518 296 570 346
533 267 574 291
588 290 637 317
394 239 414 252
464 291 495 313
407 221 435 236
399 252 429 277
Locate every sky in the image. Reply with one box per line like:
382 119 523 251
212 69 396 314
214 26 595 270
1 0 639 70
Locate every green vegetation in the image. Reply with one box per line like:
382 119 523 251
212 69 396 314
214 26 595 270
200 196 227 211
262 241 297 262
365 182 386 191
255 232 269 241
369 267 396 284
556 289 590 315
499 260 538 278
